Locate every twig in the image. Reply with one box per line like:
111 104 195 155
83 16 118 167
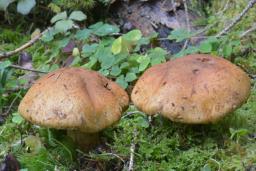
128 129 138 171
240 23 256 37
216 0 256 37
181 0 190 50
6 63 48 74
0 28 50 60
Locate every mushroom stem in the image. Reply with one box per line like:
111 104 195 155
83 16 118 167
67 130 100 151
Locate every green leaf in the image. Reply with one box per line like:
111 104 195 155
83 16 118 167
49 64 59 71
111 37 122 55
116 75 128 89
0 60 11 70
82 56 97 69
101 37 115 46
56 37 70 48
82 43 98 57
222 44 232 57
199 41 212 53
41 28 55 42
123 29 142 42
54 19 74 33
174 46 199 58
100 55 115 69
17 0 36 15
70 56 81 66
0 0 14 11
120 62 129 69
75 29 92 40
99 69 109 76
125 72 137 82
168 29 193 42
95 45 112 62
134 116 149 128
129 67 139 74
69 11 87 21
93 24 120 36
110 66 121 76
148 47 167 65
89 22 104 30
134 37 150 52
113 53 128 65
48 2 61 13
138 56 150 71
51 11 67 23
12 112 24 125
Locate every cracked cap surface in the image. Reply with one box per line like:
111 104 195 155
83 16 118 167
18 67 129 133
131 54 251 124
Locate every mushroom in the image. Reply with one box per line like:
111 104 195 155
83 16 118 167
131 54 251 124
18 67 129 150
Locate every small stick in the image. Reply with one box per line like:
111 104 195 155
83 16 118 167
0 28 50 60
240 23 256 38
2 63 48 74
181 0 190 50
216 0 256 37
128 129 138 171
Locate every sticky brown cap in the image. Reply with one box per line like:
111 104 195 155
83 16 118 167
19 67 129 132
131 54 251 124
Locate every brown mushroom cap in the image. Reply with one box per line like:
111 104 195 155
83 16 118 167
131 54 251 124
18 67 129 133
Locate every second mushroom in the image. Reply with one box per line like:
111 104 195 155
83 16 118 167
131 54 251 124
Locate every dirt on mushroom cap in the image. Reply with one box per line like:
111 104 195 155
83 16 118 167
131 54 251 124
18 67 129 133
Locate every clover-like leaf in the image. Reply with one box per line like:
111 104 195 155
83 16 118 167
17 0 36 15
123 29 142 42
93 24 120 36
199 41 212 53
69 11 87 21
110 65 122 76
51 11 67 23
111 37 122 55
125 72 137 82
54 19 74 33
116 75 128 89
75 29 92 40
